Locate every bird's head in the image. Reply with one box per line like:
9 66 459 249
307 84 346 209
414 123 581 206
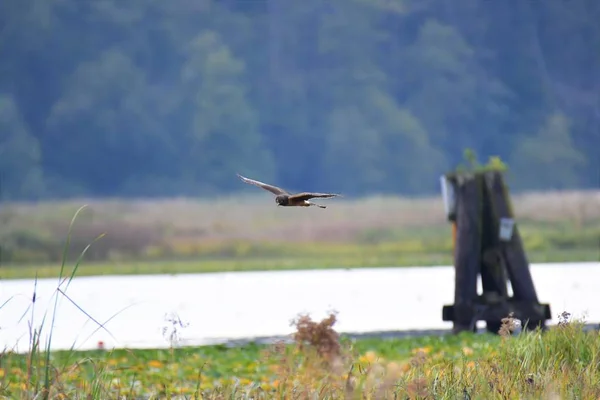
275 195 289 206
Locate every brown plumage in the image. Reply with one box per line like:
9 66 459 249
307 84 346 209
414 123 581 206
237 173 341 209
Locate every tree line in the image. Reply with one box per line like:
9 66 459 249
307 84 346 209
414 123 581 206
1 0 598 200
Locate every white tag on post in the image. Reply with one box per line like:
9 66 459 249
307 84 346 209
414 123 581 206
499 217 515 241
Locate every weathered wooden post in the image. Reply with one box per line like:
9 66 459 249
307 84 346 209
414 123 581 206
441 157 552 334
446 173 481 333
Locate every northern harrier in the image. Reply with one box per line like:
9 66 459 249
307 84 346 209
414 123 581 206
237 173 341 209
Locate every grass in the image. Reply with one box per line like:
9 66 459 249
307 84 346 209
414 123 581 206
1 190 599 279
1 311 599 399
1 248 598 280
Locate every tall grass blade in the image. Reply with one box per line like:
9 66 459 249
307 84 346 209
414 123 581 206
76 302 138 351
42 205 89 400
59 232 106 292
56 288 119 343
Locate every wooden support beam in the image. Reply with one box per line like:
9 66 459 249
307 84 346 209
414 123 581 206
486 172 540 302
450 174 481 332
441 169 551 333
479 173 509 332
443 301 551 325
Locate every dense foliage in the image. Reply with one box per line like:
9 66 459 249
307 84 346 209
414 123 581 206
1 0 598 200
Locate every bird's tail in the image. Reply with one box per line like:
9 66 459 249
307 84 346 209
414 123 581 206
309 202 326 209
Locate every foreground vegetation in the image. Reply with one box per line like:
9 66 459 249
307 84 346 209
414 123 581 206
1 312 598 399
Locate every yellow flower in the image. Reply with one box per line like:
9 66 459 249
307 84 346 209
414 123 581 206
360 350 378 364
148 360 164 368
240 378 252 386
412 346 432 355
462 347 474 356
466 361 476 368
0 368 4 378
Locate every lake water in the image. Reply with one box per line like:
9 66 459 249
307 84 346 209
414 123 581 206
1 262 599 353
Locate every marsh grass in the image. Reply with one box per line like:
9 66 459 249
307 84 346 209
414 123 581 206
1 190 599 279
2 247 598 280
2 309 599 399
0 206 125 399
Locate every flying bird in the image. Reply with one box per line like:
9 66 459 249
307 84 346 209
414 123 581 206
237 173 341 209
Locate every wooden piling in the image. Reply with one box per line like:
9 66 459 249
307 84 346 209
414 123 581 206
441 167 551 333
450 174 481 332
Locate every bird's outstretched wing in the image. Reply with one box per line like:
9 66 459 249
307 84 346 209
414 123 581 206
237 174 289 195
288 192 342 201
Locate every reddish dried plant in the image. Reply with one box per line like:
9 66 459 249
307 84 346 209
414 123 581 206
291 312 341 363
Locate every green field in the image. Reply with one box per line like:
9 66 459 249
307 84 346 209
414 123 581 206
1 247 598 280
1 313 598 399
1 190 599 280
